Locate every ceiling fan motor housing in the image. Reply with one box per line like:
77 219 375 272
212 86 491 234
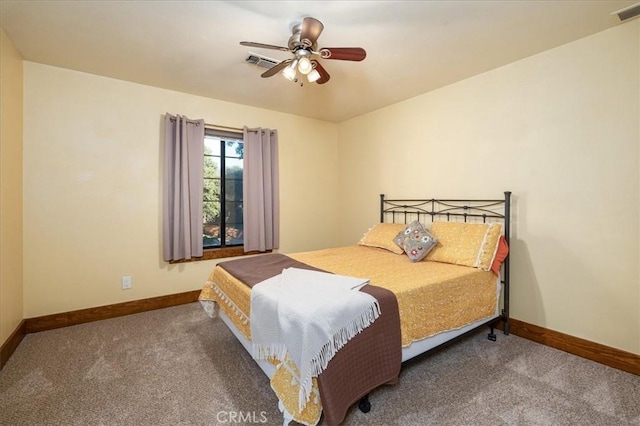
288 23 317 52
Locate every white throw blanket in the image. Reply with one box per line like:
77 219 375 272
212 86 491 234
250 267 380 412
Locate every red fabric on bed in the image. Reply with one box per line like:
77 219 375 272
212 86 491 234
491 236 509 275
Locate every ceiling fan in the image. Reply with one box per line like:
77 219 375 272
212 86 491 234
240 17 366 85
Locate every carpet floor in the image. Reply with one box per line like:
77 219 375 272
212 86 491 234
1 302 638 425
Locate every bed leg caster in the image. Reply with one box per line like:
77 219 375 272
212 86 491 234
488 327 497 341
358 395 371 413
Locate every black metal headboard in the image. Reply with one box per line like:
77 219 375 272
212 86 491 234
380 191 512 334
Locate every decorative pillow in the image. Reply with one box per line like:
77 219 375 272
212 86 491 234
393 221 438 262
426 221 503 270
490 235 509 275
358 223 406 254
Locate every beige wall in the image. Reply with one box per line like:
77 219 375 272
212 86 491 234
22 63 339 317
338 21 640 354
0 29 24 345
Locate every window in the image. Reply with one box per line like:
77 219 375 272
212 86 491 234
203 129 244 250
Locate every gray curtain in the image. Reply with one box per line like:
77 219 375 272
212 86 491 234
163 113 205 261
243 127 280 252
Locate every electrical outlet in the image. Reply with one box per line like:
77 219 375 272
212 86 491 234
121 276 132 290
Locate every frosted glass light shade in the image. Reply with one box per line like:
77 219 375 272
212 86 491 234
282 60 298 81
307 69 321 83
298 57 313 75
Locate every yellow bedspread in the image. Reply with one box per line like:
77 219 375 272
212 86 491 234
290 245 498 346
198 245 498 425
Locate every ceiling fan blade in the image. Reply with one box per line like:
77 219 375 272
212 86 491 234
319 47 366 61
240 41 290 52
260 59 292 78
300 17 324 47
312 60 330 84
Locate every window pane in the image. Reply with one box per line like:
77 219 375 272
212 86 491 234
224 140 243 247
203 133 244 249
225 175 242 201
225 158 243 176
225 140 243 159
204 155 220 179
203 179 220 221
204 137 221 156
225 199 243 245
203 219 221 248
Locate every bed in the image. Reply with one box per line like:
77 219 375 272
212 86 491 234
199 192 511 425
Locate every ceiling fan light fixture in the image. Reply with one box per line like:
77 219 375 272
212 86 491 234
307 69 321 83
282 59 298 81
241 16 366 86
297 57 313 75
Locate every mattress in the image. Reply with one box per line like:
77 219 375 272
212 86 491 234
200 245 498 347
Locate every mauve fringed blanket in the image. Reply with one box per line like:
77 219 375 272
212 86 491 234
317 283 401 425
217 254 402 425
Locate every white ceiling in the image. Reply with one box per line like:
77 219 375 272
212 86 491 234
0 0 636 123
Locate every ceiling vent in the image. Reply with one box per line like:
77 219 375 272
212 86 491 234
613 2 640 21
245 53 278 69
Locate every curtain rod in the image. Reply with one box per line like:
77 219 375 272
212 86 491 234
168 116 272 134
205 123 244 132
168 116 243 132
